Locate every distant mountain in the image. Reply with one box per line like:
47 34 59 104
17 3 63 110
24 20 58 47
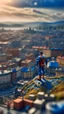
0 23 23 27
0 20 64 28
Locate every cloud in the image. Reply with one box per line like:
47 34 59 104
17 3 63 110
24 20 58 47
0 5 64 23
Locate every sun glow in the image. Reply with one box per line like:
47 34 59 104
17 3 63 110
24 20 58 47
0 0 11 4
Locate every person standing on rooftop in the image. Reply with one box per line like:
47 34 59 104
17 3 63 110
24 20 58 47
36 51 47 80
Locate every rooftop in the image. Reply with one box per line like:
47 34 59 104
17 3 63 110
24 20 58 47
0 41 10 45
13 98 22 103
47 61 59 68
21 67 35 72
0 70 11 75
21 59 32 64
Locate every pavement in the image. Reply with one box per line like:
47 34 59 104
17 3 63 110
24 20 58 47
35 76 53 90
0 86 16 96
0 106 48 114
0 106 27 114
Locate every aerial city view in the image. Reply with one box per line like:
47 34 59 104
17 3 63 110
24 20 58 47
0 0 64 114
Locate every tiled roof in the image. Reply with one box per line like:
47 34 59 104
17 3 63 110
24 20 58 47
47 61 59 68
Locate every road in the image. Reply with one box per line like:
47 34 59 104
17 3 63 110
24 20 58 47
0 106 27 114
0 86 17 96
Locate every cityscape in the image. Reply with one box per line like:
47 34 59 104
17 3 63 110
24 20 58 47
0 0 64 114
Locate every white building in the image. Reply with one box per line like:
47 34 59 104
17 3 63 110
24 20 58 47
0 70 11 90
21 67 36 79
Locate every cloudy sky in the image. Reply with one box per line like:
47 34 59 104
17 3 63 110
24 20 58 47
0 0 64 23
0 0 64 7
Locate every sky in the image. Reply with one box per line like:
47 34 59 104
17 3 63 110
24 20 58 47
0 0 64 7
0 0 11 4
0 0 64 23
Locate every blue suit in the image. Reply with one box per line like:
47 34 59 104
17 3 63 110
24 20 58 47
36 55 47 76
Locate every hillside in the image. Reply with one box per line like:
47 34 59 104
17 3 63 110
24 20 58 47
21 76 64 100
51 82 64 100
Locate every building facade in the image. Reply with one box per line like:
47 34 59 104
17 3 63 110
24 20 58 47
21 67 36 79
56 67 64 76
0 71 11 90
47 60 59 75
0 66 36 90
57 56 64 66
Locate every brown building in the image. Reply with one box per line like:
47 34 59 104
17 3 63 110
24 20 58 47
13 98 33 110
32 46 47 51
25 53 35 61
50 49 64 58
32 47 64 58
7 54 13 60
21 59 32 67
57 55 64 66
6 48 22 57
43 49 64 58
24 99 33 107
13 98 24 110
56 67 64 76
43 49 51 58
0 53 7 62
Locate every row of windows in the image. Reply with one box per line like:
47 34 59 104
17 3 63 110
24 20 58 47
0 75 11 84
